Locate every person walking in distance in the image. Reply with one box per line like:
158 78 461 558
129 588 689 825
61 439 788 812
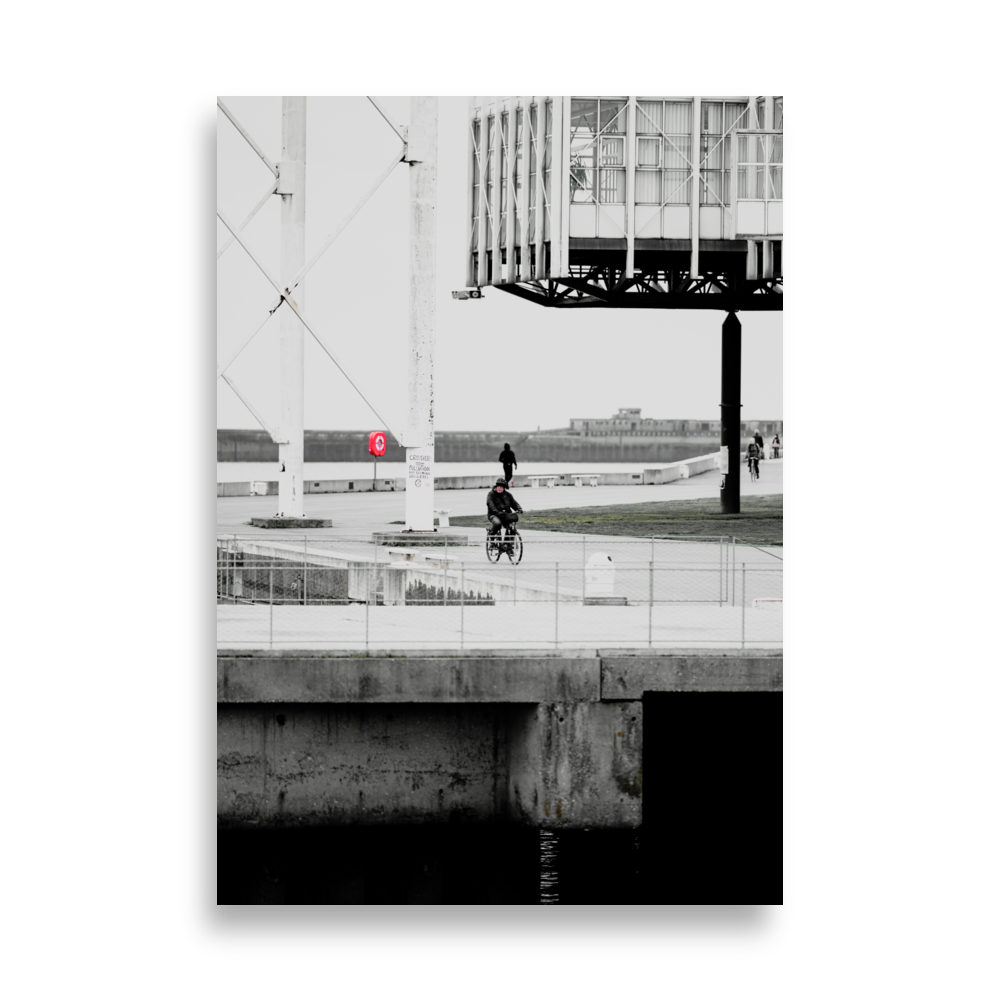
499 442 517 486
754 428 765 461
771 431 781 459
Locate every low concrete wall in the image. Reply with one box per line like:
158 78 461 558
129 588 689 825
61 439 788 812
643 451 721 484
218 482 245 497
304 478 403 493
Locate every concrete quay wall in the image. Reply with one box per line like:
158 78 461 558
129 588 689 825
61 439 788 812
218 428 724 464
217 649 781 830
216 453 723 496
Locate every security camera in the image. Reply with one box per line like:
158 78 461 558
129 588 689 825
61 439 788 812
451 289 483 300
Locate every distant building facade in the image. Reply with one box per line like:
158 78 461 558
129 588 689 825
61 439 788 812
569 408 781 438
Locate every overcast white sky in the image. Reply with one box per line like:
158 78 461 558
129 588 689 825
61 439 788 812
217 96 782 433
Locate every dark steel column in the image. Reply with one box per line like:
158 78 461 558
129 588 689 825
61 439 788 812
720 312 742 514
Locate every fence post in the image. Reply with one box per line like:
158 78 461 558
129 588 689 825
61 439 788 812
648 560 653 647
732 537 737 606
269 566 273 650
365 596 369 654
719 536 723 606
460 565 465 649
554 563 559 649
741 562 746 649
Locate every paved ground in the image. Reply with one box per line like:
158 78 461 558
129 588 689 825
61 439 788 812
217 460 783 649
217 602 782 651
217 459 782 537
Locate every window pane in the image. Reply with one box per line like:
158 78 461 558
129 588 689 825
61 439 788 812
755 98 765 128
600 135 624 166
600 99 626 132
663 134 690 168
769 165 782 199
637 137 660 167
664 102 690 134
769 135 782 164
635 169 660 204
702 138 724 170
570 164 594 202
701 170 723 205
599 168 625 203
725 102 748 132
637 101 662 133
570 94 597 202
663 169 690 204
701 102 723 134
570 99 598 133
774 97 783 130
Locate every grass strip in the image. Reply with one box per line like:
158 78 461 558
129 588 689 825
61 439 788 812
450 494 783 547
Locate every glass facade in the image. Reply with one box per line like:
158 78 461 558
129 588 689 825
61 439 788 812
470 118 480 250
570 98 627 205
636 100 692 205
499 113 508 247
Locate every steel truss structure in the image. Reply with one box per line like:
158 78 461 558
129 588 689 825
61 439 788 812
498 267 782 311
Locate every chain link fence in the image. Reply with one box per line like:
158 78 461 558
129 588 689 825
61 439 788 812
217 533 782 650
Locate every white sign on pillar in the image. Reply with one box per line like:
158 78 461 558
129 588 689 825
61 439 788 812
405 448 435 530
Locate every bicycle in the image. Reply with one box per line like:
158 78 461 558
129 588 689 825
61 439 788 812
486 515 524 564
747 455 760 481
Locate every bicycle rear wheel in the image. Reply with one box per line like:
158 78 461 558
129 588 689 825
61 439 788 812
507 531 523 564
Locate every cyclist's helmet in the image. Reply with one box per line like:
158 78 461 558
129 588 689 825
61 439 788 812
495 477 507 486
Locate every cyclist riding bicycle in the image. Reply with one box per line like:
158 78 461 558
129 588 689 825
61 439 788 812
746 439 761 479
487 477 522 542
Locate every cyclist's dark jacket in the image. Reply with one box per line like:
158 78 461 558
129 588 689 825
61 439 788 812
747 442 761 459
499 447 516 466
487 486 522 517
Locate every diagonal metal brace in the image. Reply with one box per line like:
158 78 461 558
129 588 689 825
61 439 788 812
220 371 287 443
217 98 279 177
217 177 279 260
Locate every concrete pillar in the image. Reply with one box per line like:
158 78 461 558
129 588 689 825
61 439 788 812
720 311 742 514
405 97 438 531
277 97 306 518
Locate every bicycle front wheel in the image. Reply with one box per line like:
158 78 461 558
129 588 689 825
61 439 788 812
507 532 523 564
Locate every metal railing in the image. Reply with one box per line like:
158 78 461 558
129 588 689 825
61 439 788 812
217 533 782 651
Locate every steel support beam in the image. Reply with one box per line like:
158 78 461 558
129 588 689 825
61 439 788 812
720 311 742 514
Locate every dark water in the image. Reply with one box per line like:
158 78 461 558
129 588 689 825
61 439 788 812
218 693 782 904
215 826 640 904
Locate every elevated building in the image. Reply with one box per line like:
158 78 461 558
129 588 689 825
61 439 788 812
467 96 782 306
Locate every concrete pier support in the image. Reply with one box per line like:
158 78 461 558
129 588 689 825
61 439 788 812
277 97 306 518
720 311 742 514
404 97 438 531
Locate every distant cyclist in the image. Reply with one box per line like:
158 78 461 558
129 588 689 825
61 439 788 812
746 438 761 479
487 477 522 539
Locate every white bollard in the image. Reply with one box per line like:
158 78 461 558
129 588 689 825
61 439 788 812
584 552 615 598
